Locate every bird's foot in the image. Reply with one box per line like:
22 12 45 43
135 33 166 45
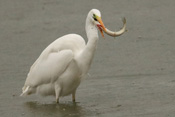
72 99 76 103
56 98 59 104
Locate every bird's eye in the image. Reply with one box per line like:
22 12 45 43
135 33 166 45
93 14 97 21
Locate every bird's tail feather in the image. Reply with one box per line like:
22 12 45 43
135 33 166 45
20 86 30 96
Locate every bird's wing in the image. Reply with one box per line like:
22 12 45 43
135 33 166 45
25 49 74 87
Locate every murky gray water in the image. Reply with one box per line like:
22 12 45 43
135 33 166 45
1 0 175 116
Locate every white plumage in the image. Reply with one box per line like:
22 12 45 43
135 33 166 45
21 9 126 103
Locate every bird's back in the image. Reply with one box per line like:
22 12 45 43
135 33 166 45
39 34 86 60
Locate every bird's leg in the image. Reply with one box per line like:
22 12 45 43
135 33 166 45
55 90 60 103
56 98 59 103
55 85 61 104
72 91 76 102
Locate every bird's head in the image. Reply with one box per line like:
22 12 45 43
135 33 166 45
89 9 126 38
89 9 106 37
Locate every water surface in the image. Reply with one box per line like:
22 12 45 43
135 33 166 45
1 0 175 117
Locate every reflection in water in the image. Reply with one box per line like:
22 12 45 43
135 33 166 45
24 101 92 116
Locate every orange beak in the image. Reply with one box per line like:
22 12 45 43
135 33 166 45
96 16 106 38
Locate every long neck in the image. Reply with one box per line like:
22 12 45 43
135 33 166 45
85 19 99 52
78 18 99 74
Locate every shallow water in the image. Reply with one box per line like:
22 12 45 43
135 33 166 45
1 0 175 117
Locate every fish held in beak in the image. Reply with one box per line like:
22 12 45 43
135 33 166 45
97 17 127 38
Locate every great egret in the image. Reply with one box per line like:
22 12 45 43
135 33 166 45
21 9 126 103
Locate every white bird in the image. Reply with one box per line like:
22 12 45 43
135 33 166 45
21 9 126 103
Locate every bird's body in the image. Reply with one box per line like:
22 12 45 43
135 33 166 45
21 9 126 103
22 34 92 102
